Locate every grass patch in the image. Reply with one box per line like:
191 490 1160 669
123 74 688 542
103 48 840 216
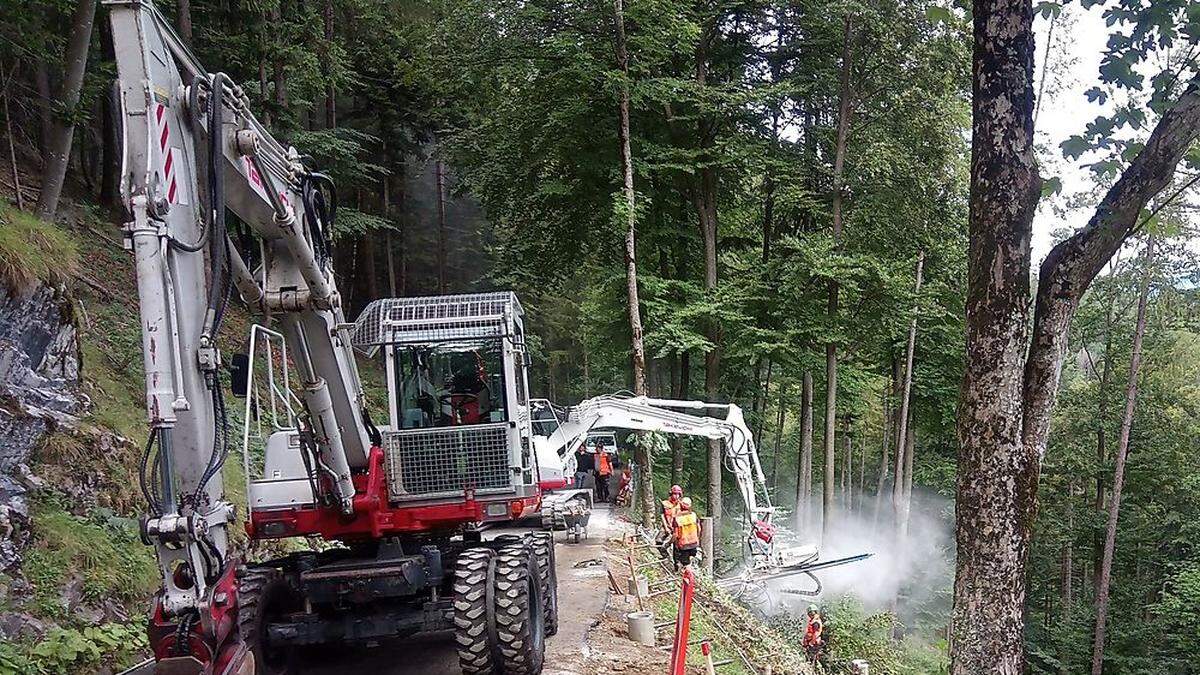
22 497 158 622
0 203 79 290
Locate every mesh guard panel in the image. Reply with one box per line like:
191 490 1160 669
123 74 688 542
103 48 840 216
384 424 512 501
352 292 523 355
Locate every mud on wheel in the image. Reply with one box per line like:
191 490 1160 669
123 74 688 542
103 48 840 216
493 543 546 675
530 531 559 637
237 565 299 675
454 548 499 675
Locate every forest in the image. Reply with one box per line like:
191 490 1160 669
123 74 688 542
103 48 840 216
0 0 1197 673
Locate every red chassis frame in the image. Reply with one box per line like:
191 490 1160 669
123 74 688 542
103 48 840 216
246 446 542 541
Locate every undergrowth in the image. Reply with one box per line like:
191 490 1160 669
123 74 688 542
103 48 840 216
20 497 157 621
0 203 78 290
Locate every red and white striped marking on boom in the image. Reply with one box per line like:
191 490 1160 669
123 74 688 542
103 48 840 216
155 103 184 205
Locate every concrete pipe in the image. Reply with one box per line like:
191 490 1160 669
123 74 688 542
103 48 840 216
626 610 655 646
627 574 649 598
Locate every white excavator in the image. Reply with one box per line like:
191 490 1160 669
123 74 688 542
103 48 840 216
531 395 820 573
109 3 555 674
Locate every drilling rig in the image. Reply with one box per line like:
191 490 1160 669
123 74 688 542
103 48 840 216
109 2 553 673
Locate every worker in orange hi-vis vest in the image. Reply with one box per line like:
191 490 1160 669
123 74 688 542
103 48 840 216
672 497 701 570
594 447 613 502
660 485 683 533
802 604 825 663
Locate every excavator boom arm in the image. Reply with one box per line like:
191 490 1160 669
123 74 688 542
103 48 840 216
108 0 373 621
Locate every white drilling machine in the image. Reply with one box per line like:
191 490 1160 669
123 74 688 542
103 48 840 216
108 2 554 673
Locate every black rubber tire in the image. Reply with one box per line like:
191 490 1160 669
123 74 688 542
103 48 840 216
454 548 500 675
493 544 546 675
237 565 298 675
531 531 559 636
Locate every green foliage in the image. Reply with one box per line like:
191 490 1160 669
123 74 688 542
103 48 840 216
0 622 147 675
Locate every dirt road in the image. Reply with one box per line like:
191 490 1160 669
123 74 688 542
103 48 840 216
298 506 618 674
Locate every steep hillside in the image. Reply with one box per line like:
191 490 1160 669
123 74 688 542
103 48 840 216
0 197 241 673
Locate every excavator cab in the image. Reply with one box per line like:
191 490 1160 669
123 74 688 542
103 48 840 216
352 292 538 506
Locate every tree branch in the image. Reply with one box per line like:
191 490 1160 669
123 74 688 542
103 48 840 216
1021 75 1200 454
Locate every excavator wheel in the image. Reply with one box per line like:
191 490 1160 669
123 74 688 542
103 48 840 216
493 543 546 675
237 565 299 675
454 548 500 675
531 531 559 636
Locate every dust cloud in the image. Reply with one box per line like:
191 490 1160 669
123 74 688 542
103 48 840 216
747 492 955 627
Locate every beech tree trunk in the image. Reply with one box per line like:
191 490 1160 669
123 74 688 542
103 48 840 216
36 0 98 221
272 1 288 112
770 384 787 490
323 0 336 129
613 0 653 528
436 158 448 294
1090 237 1155 675
901 417 915 538
874 362 896 527
843 419 853 512
892 251 924 534
98 22 117 206
822 14 853 543
176 0 193 45
1061 478 1075 636
953 0 1200 668
1092 287 1116 595
796 371 813 533
756 361 773 442
672 350 690 485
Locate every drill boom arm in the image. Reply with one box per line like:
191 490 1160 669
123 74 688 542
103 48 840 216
533 395 773 524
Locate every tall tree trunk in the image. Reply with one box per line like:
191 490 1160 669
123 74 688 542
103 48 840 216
361 233 379 302
272 1 288 113
892 251 925 534
1092 293 1115 595
98 21 117 206
953 0 1198 668
4 69 24 210
397 159 407 295
322 0 335 129
35 62 52 162
613 0 652 528
901 418 915 538
1061 478 1075 644
383 172 397 297
874 362 897 527
672 350 690 485
176 0 193 46
858 424 867 500
36 0 98 221
436 158 448 294
756 360 773 442
258 57 270 127
844 418 853 512
795 371 813 533
1090 238 1155 675
822 14 853 543
684 32 723 534
770 384 787 490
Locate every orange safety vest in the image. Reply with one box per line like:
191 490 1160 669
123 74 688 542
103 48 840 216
804 616 823 646
661 499 680 520
674 511 700 548
597 451 612 476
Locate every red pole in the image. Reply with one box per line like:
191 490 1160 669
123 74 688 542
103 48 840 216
668 567 696 675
